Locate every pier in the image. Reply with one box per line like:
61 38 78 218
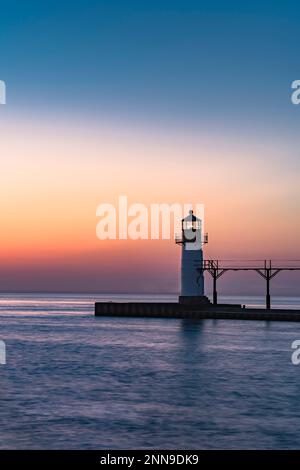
95 259 300 321
95 302 300 322
203 259 300 309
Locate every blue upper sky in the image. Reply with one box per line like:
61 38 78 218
0 0 299 134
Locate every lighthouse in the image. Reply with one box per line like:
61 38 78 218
176 210 209 305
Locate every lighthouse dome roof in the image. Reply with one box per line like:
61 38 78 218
182 210 201 222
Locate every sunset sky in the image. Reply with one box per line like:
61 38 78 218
0 0 299 294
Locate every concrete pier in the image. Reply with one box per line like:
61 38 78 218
94 302 300 322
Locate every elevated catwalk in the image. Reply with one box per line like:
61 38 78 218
94 302 300 322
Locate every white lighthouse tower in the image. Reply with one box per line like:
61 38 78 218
176 210 209 305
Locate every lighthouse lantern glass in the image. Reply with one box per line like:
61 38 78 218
182 220 201 231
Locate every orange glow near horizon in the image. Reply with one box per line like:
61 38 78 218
0 113 299 293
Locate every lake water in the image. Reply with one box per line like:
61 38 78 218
0 293 300 449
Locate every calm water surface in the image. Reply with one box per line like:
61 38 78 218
0 293 300 449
